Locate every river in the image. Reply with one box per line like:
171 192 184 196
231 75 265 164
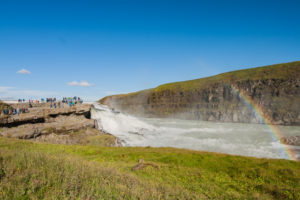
91 104 300 160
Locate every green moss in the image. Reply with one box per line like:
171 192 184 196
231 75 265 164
0 137 299 199
87 134 118 147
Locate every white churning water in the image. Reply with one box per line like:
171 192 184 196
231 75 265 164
91 104 300 160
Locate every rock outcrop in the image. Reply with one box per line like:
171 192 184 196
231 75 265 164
280 136 300 146
0 103 121 146
100 61 300 125
0 103 91 128
0 114 94 139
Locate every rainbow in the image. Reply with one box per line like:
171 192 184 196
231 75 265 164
230 85 297 160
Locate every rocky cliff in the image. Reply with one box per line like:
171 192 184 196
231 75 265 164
100 61 300 125
0 103 121 146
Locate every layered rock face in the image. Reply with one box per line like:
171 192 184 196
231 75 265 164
100 61 300 125
0 103 91 128
0 103 121 146
280 136 300 146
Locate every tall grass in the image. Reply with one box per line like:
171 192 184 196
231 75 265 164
0 138 299 199
0 149 191 199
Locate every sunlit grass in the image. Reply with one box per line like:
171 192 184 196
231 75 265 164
153 61 300 93
0 137 299 199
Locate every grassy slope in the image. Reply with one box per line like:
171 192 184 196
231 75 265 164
0 138 299 199
101 61 300 101
154 61 300 92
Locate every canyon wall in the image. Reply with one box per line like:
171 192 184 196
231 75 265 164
100 61 300 125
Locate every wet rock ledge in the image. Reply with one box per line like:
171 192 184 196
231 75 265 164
0 103 121 146
280 136 300 146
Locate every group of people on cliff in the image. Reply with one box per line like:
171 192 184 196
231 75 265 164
17 99 26 103
28 98 57 104
0 107 28 116
61 96 83 107
15 97 83 105
44 98 56 103
0 96 84 115
16 97 83 106
49 97 83 108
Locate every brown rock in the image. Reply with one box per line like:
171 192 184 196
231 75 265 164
280 136 300 146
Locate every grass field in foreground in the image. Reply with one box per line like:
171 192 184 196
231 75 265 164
0 137 299 199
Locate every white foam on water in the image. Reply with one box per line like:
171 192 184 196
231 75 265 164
91 104 156 145
92 104 300 160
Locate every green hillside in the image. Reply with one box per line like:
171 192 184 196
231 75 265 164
103 61 300 100
99 61 300 125
154 61 300 93
0 138 299 199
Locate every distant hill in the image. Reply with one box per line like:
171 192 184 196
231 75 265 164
100 61 300 125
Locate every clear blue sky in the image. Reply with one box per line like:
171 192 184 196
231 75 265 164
1 0 300 101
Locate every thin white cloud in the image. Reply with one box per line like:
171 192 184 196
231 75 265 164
17 69 31 74
67 81 94 87
0 86 14 93
0 86 58 100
